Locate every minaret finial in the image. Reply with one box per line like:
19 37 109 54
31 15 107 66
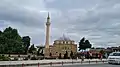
47 12 50 19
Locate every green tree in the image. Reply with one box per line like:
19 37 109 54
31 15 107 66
78 37 92 51
70 51 73 59
29 44 36 54
49 53 52 57
22 36 31 54
64 51 68 59
78 37 85 51
0 31 2 35
40 49 44 56
84 40 92 48
3 27 21 41
0 27 25 54
37 47 44 56
58 53 62 59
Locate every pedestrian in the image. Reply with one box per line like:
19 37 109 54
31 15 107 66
99 53 102 60
89 52 92 59
105 53 108 59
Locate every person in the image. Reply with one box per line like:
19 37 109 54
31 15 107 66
98 53 102 60
89 52 92 59
81 52 84 61
105 53 108 59
95 53 98 59
86 52 90 59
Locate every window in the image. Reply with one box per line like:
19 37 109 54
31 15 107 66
68 41 70 44
56 41 59 44
64 41 66 44
110 53 120 56
61 41 63 44
72 42 74 44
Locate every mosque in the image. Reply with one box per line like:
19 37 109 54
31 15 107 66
44 13 77 58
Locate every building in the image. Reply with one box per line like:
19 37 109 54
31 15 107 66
49 35 77 58
44 13 77 58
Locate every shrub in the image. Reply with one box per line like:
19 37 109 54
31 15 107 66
0 55 11 61
14 57 18 61
31 56 38 60
24 57 28 60
28 55 31 59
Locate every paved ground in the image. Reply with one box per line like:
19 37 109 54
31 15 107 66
53 64 120 67
25 63 120 67
24 62 108 67
0 59 107 67
0 59 107 65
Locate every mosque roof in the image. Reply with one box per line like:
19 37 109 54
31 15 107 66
57 34 71 41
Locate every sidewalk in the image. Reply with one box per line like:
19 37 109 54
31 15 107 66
25 62 108 67
0 59 107 66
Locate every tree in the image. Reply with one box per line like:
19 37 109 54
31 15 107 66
29 44 36 54
78 37 85 51
40 49 44 56
22 36 31 54
84 40 92 48
0 31 2 35
3 27 21 41
91 47 95 49
64 51 68 59
58 53 62 59
49 53 52 57
70 51 73 59
78 37 92 51
37 47 44 56
0 27 25 54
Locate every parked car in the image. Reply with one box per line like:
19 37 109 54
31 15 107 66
107 52 120 64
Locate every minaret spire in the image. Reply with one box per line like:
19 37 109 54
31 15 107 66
46 12 50 25
47 12 50 19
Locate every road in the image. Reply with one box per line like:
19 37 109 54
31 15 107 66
53 64 120 67
25 63 120 67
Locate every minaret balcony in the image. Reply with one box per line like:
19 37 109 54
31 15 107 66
46 22 51 25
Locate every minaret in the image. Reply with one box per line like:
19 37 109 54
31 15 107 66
44 12 51 57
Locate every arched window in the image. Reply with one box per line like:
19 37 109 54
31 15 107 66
64 41 66 44
61 41 63 44
56 41 59 44
68 41 70 44
72 41 74 44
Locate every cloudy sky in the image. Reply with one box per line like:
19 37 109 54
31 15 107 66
0 0 120 48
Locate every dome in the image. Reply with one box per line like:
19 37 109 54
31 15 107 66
58 34 71 41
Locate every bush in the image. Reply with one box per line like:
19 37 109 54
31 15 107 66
24 57 28 60
14 57 18 61
31 56 38 60
0 55 11 61
28 55 31 59
18 54 20 57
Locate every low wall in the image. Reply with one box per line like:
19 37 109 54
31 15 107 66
0 59 107 67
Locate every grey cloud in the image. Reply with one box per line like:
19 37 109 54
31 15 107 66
0 0 47 28
0 0 120 47
46 0 102 10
